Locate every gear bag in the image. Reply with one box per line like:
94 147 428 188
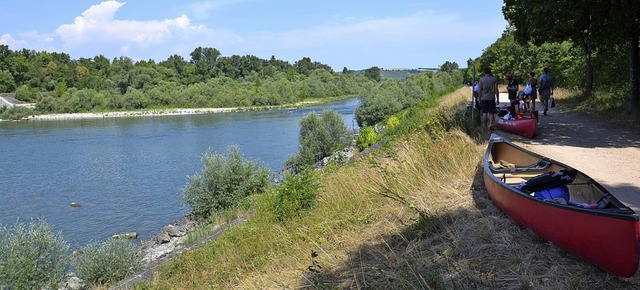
518 169 577 193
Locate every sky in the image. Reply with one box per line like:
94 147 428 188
0 0 508 71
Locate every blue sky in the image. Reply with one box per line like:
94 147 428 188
0 0 507 70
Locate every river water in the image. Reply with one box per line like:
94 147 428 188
0 98 359 247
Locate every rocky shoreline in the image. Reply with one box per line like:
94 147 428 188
6 100 323 122
59 217 200 290
25 107 240 121
111 214 252 289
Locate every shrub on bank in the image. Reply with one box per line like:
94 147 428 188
0 106 37 121
270 170 319 222
356 126 378 150
183 145 271 221
74 239 143 287
0 219 70 290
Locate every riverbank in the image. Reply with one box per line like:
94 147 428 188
8 100 327 121
25 107 241 121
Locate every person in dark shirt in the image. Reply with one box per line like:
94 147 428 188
539 67 554 115
506 73 518 102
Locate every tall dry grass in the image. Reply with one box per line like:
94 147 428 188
142 88 640 289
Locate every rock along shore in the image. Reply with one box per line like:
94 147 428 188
25 107 240 121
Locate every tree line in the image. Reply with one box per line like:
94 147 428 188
0 45 378 115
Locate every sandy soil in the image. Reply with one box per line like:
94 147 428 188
495 95 640 212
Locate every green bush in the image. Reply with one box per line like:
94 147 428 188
290 110 351 169
74 239 143 287
183 145 271 221
356 126 378 150
271 170 319 222
386 115 400 129
355 93 402 127
0 106 37 120
0 219 70 290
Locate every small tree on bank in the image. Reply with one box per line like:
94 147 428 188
287 110 351 171
183 145 271 221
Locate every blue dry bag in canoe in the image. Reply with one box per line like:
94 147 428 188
534 185 570 201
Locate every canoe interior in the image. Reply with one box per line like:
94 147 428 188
489 140 632 212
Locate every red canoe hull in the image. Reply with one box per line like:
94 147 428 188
494 116 537 138
484 134 640 277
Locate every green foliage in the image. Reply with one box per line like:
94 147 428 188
0 219 70 290
183 145 271 221
14 84 38 102
439 61 459 72
270 170 319 222
355 93 402 127
364 66 382 82
289 110 351 170
74 239 143 287
356 126 378 150
55 81 68 97
0 69 16 92
386 115 400 129
0 105 37 120
355 71 460 127
469 29 599 89
0 44 370 115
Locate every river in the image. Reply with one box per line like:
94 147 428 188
0 98 359 247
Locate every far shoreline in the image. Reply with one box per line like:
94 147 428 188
17 100 329 122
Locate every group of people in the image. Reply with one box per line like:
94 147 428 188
474 67 554 130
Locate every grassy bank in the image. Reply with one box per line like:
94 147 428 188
140 88 638 289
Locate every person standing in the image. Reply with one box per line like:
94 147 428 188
539 67 554 115
527 72 538 111
478 67 499 130
506 73 518 102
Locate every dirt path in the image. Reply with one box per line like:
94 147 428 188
495 94 640 212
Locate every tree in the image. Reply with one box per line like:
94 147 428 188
111 56 134 94
439 61 459 73
295 110 350 168
608 0 640 107
0 70 16 92
364 66 381 82
295 57 314 76
190 47 221 80
503 0 604 94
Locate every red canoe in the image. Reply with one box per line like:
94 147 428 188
483 134 640 277
494 111 537 138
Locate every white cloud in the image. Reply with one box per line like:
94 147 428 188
0 34 27 48
1 31 58 54
55 0 213 55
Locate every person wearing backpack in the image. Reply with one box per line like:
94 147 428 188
539 67 554 115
